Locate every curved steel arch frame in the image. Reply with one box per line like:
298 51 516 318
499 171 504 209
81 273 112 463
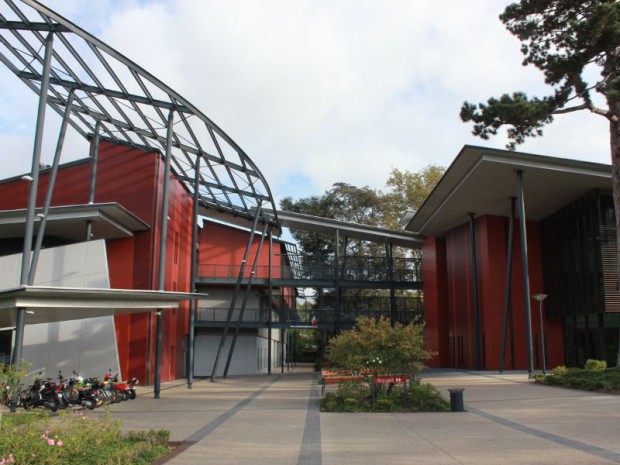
0 0 279 226
0 0 280 397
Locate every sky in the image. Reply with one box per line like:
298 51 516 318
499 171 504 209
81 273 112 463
0 0 612 206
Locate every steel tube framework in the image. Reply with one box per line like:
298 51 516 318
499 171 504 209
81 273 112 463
0 1 281 395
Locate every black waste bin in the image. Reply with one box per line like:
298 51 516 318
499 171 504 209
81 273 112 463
448 388 465 412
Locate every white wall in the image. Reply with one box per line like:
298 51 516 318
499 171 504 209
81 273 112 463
193 327 285 377
0 240 120 379
194 333 258 377
197 288 263 323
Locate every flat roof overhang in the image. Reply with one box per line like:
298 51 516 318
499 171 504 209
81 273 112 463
0 203 150 242
264 209 425 249
0 286 206 328
405 145 612 237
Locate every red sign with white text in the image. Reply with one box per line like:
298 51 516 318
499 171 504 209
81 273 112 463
373 375 407 384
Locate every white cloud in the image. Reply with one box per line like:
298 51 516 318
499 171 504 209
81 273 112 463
0 0 611 204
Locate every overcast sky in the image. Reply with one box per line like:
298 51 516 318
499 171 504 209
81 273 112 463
0 0 612 204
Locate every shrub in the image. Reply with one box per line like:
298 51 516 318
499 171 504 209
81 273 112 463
552 365 567 376
584 359 607 372
0 361 31 408
536 366 620 392
0 410 172 465
320 378 449 413
326 316 435 379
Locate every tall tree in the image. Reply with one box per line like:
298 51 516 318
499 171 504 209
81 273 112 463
280 182 386 265
383 165 445 229
460 0 620 365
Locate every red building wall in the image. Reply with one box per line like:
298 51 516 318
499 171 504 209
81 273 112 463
0 141 193 384
197 221 295 308
423 214 565 370
198 221 286 280
422 236 449 366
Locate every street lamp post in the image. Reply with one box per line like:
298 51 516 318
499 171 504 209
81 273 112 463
532 293 548 375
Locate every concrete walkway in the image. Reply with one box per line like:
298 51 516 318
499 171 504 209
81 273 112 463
99 366 620 465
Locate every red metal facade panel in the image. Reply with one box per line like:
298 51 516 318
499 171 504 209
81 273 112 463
422 236 450 367
198 221 284 279
0 141 192 384
423 214 565 370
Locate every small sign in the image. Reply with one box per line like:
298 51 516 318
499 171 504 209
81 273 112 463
373 375 407 384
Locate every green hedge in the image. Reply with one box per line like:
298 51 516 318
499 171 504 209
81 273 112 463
536 364 620 392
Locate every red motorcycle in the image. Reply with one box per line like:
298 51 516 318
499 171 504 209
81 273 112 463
104 371 139 401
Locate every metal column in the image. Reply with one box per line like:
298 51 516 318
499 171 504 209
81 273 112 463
267 227 273 375
386 242 397 327
335 229 340 332
499 198 516 373
28 90 75 285
211 206 262 380
13 32 54 374
187 154 201 389
85 120 101 241
223 222 268 377
516 170 534 377
154 109 175 399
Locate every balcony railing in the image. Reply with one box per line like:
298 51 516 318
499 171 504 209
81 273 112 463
198 257 422 283
197 296 422 325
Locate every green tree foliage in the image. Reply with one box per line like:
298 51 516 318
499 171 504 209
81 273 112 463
461 1 620 150
280 166 445 261
460 1 620 367
383 165 445 229
326 316 433 377
280 182 386 265
290 329 320 363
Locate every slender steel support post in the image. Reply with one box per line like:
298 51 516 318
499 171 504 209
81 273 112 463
11 32 54 413
29 90 75 285
223 222 268 377
211 206 262 380
85 120 101 241
516 170 534 378
335 229 340 332
281 329 285 373
386 242 397 326
154 110 175 399
499 198 516 373
187 154 201 389
267 227 273 375
469 213 481 370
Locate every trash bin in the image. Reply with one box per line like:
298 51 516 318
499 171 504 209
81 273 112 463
448 388 465 412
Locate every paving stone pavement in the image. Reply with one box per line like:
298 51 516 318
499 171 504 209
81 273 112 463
97 366 620 465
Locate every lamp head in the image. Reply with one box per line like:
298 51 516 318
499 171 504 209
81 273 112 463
532 293 548 302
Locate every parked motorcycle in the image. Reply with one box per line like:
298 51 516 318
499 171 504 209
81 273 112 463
70 372 101 410
104 371 139 401
20 376 59 411
55 371 96 410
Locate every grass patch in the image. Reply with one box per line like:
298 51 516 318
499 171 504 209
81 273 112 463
0 408 172 465
320 380 450 413
536 366 620 393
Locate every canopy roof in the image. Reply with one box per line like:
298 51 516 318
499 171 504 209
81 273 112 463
0 0 278 227
405 145 611 236
0 285 205 328
266 209 425 249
